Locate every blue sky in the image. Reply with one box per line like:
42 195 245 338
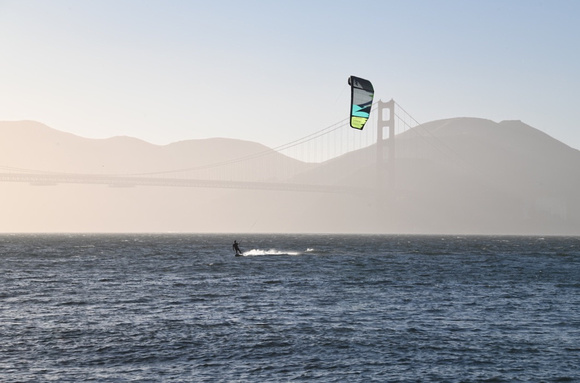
1 0 579 149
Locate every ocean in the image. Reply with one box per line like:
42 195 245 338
1 234 579 382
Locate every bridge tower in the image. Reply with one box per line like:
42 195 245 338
376 99 395 190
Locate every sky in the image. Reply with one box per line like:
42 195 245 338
1 0 579 150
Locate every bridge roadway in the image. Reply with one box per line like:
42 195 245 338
0 172 369 194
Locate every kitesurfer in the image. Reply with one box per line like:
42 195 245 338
233 240 242 256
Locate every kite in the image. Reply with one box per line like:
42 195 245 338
348 76 374 130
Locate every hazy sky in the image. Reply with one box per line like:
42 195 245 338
1 0 579 149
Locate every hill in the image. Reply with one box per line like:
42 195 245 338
0 121 308 179
295 117 580 234
0 119 578 234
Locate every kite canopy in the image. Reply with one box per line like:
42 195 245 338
348 76 374 130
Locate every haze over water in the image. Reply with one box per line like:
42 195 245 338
1 117 579 235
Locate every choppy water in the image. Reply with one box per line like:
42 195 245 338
1 234 579 382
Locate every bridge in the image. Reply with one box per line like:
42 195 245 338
0 100 429 193
0 172 371 194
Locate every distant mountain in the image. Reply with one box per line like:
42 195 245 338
0 120 309 180
295 117 580 234
0 119 578 235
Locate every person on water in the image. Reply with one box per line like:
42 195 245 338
233 240 242 256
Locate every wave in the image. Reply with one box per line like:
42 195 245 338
242 248 303 256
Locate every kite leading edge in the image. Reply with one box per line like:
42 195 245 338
348 76 374 130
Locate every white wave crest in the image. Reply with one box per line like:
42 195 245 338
242 249 300 256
